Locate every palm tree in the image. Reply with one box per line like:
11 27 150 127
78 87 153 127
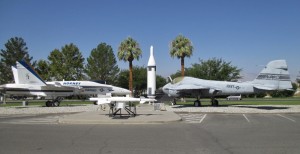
118 37 142 96
170 35 194 77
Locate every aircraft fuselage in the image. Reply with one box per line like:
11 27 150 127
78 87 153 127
163 78 257 98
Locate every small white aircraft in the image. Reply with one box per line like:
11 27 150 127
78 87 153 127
0 60 131 107
162 60 293 106
89 96 156 117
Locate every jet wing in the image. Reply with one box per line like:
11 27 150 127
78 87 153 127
169 84 222 96
170 84 209 90
253 85 278 91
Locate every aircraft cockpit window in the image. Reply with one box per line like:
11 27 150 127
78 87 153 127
92 80 106 84
171 77 184 84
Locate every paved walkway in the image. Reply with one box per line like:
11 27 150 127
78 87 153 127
2 103 300 124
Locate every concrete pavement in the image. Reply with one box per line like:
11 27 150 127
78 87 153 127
3 103 300 124
59 104 182 124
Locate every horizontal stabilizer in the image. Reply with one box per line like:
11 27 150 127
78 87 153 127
252 60 292 90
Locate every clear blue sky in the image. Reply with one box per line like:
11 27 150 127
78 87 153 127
1 0 299 81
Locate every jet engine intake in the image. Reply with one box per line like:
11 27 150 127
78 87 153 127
209 89 217 95
168 89 179 97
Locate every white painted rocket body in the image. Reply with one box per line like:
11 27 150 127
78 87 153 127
147 46 156 98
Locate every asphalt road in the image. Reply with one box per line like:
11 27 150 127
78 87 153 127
0 113 300 154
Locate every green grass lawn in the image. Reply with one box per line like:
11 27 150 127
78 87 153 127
0 100 93 107
1 97 300 107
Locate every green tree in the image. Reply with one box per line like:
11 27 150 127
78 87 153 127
183 58 242 81
116 66 146 97
48 49 64 80
85 43 119 84
116 66 167 97
132 66 147 96
0 37 34 84
156 75 167 89
116 69 129 89
118 37 142 96
35 59 50 81
48 43 84 80
170 35 194 77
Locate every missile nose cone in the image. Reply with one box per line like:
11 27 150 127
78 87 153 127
150 46 153 54
147 45 156 66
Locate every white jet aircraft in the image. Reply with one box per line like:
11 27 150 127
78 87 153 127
0 60 131 107
162 60 293 106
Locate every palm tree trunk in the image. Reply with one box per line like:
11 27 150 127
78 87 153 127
129 61 133 96
181 57 185 77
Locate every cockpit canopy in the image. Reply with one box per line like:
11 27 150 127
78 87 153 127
92 80 106 84
171 77 184 84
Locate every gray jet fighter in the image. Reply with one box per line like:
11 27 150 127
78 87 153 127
162 60 293 106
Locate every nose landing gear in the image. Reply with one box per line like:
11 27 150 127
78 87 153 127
211 98 219 106
45 97 63 107
194 100 201 107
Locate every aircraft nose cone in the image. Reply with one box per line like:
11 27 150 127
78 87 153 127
162 84 169 94
120 88 131 94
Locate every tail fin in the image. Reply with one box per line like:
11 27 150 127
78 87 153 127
252 60 292 90
11 66 19 84
168 76 173 82
15 60 46 86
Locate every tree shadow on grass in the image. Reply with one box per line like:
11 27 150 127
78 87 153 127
233 105 290 110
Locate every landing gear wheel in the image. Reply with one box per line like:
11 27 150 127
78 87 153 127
194 100 201 107
46 101 52 107
171 99 177 105
212 99 219 106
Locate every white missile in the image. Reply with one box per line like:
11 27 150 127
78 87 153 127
147 45 156 98
90 96 156 105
